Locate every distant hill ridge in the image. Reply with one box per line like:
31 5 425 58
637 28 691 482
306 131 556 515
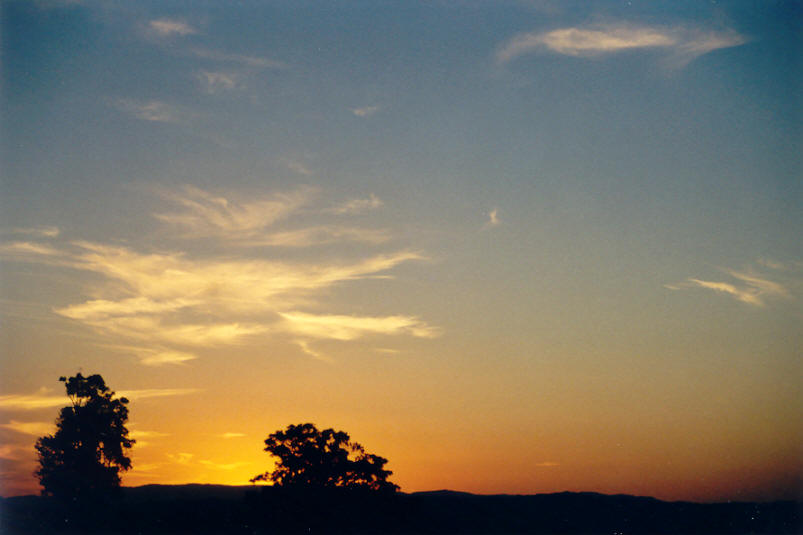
2 483 800 534
113 483 788 504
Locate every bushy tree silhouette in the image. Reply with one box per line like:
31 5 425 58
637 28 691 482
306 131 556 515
251 423 398 492
35 373 134 499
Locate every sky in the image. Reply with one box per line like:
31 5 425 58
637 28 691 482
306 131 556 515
0 0 800 502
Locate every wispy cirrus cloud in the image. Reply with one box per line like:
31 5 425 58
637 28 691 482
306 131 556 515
148 18 197 38
4 226 60 238
293 339 333 363
329 194 384 215
1 186 438 365
666 265 793 307
113 99 186 123
55 309 268 348
118 388 201 401
94 342 200 367
245 226 390 247
155 186 391 247
0 420 54 436
0 241 63 257
497 23 746 67
190 47 284 69
279 311 440 341
0 388 198 410
154 185 315 237
0 394 80 411
55 297 196 321
2 236 432 362
136 349 199 367
51 241 421 313
220 432 245 439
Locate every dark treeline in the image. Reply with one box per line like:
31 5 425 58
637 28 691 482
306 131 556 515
1 485 800 534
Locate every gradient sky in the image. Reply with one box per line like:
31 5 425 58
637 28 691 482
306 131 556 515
1 0 800 502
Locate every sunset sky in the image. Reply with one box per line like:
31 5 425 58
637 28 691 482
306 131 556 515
1 1 800 502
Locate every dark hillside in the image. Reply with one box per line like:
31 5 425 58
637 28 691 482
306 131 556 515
121 483 255 502
1 485 800 534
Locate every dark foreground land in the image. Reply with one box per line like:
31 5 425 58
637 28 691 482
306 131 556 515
1 485 800 534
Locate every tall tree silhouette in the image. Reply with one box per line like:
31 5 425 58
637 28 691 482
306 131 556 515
251 423 398 492
35 373 134 499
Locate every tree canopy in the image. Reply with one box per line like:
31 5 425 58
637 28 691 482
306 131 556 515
35 373 135 499
251 423 398 492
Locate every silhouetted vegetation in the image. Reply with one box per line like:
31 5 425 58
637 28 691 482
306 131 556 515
2 485 800 534
250 423 398 492
34 373 134 500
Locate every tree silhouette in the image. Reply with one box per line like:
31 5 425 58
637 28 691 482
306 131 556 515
35 373 135 499
251 423 398 492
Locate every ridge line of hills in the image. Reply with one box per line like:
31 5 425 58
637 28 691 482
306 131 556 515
2 483 800 534
5 483 797 504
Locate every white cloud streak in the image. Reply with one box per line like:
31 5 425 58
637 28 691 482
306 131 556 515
119 388 201 401
728 270 789 299
0 388 198 410
667 267 792 307
5 226 60 238
279 311 440 341
0 241 63 257
497 23 746 66
149 19 197 37
0 394 77 410
137 349 199 366
329 194 384 215
0 420 54 436
57 241 421 313
94 342 200 367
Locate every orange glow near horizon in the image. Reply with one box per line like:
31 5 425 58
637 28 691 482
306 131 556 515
3 373 799 503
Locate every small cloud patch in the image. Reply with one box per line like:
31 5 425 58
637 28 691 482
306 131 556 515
148 19 197 37
351 105 380 117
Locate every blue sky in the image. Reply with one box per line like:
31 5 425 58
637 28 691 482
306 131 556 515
1 0 800 500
